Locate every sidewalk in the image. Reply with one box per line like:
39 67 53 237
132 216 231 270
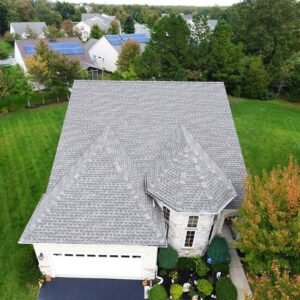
222 224 252 300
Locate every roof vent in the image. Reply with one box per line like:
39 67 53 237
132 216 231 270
49 38 57 43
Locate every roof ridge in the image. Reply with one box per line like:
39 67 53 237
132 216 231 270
22 126 165 242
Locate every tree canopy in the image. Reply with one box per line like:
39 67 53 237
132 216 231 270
235 158 300 298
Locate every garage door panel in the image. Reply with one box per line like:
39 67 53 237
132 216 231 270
50 253 144 279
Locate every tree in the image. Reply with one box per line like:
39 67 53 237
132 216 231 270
0 68 12 98
123 15 135 34
206 21 245 95
24 26 38 39
240 55 270 99
90 24 104 39
61 20 74 37
34 0 62 26
235 158 300 274
25 55 48 104
138 14 191 80
0 3 8 35
116 40 141 73
43 25 64 39
249 260 300 300
287 54 300 102
107 19 120 35
226 0 300 92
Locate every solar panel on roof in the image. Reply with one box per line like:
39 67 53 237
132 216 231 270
48 42 84 55
24 45 36 55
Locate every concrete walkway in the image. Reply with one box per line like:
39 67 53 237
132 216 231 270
222 224 252 300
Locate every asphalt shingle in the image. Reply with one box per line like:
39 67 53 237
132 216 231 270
19 80 246 245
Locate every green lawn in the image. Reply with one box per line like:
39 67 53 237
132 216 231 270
0 97 299 299
0 39 13 56
0 104 67 300
230 97 300 175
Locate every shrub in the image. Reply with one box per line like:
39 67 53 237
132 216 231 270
170 283 183 300
197 279 213 297
148 285 168 300
159 268 168 276
216 277 237 300
210 263 230 275
207 236 230 265
194 256 209 277
176 257 195 270
158 246 178 269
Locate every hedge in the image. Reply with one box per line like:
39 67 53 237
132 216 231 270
158 246 178 269
216 277 237 300
207 236 231 265
148 285 168 300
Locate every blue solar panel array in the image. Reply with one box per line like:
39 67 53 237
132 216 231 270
106 34 150 46
23 42 84 55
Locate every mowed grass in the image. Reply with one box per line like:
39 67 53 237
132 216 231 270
0 104 66 300
230 97 300 175
0 97 299 299
0 39 13 56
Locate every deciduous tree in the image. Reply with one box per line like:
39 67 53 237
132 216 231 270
90 24 104 39
108 19 120 35
116 40 141 73
25 55 48 104
236 158 300 299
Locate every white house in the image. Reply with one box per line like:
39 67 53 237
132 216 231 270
10 22 46 39
181 14 218 32
87 33 150 72
19 81 246 280
14 37 98 73
74 14 119 41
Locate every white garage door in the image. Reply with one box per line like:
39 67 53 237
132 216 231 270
50 252 144 279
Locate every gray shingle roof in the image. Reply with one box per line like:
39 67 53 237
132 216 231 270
19 127 166 245
20 80 246 245
146 125 237 213
11 22 46 36
82 14 116 31
83 38 98 52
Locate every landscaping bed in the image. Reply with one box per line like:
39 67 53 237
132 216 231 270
149 237 237 300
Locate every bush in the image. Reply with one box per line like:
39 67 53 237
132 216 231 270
148 285 168 300
194 256 209 277
210 263 230 275
158 246 178 269
170 283 183 300
159 268 168 276
197 279 213 298
216 277 237 300
176 257 195 270
207 236 231 265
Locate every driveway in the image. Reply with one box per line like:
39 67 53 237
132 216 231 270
38 278 145 300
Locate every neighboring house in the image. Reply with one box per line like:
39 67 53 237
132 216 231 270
74 14 119 41
181 14 218 31
134 22 151 36
88 33 150 72
14 37 98 72
19 81 246 280
10 22 46 39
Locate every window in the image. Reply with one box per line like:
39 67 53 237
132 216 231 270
98 255 107 257
121 255 130 258
92 55 97 63
76 254 85 257
184 231 195 247
64 254 73 257
110 255 118 258
132 255 141 258
188 216 199 228
163 206 170 222
87 254 96 257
